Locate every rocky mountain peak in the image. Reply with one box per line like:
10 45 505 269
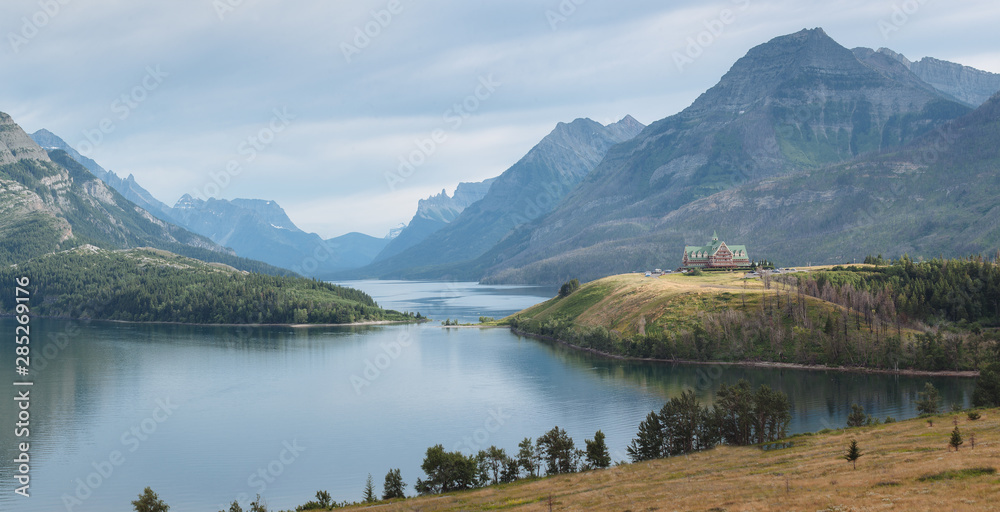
415 178 496 223
687 27 884 113
0 112 52 165
230 198 301 232
173 193 202 209
604 115 646 141
876 47 911 67
29 128 107 179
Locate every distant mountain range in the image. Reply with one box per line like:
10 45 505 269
348 28 1000 284
28 130 394 278
170 194 389 277
347 115 646 279
0 114 291 275
30 128 177 221
374 178 496 262
25 114 650 280
8 27 1000 286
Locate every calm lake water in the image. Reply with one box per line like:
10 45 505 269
0 280 976 511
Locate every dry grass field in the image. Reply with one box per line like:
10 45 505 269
510 270 840 337
346 409 1000 511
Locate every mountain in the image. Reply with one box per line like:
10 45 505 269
29 129 176 222
28 129 390 276
353 115 645 278
619 89 1000 268
469 28 975 284
0 112 292 275
374 177 496 262
170 195 388 277
327 231 392 269
871 48 1000 107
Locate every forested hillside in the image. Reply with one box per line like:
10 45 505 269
0 247 416 324
507 258 1000 372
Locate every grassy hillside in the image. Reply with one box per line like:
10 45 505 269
505 265 997 372
0 246 417 324
341 408 1000 511
510 271 771 336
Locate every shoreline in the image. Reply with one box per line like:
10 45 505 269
3 314 423 329
509 327 981 378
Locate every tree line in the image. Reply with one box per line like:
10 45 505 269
129 381 791 510
510 257 1000 371
0 249 416 325
627 380 790 461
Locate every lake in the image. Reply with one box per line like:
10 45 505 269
0 280 976 511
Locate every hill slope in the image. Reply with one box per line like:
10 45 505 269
339 409 1000 511
507 258 996 372
0 246 413 324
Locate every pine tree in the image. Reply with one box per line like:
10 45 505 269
363 473 377 503
516 437 540 478
950 426 964 451
382 468 406 500
584 430 612 469
843 440 862 469
846 403 867 428
916 382 940 416
972 362 1000 407
627 411 664 462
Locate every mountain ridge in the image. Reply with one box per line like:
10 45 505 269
0 112 296 275
374 177 496 262
872 48 1000 107
467 28 977 284
347 115 646 278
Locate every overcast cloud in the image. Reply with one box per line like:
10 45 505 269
3 0 998 237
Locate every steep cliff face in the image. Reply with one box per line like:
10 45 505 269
874 48 1000 107
0 112 244 266
30 129 176 222
374 178 496 262
0 113 51 165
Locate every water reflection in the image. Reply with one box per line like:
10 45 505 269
0 285 976 512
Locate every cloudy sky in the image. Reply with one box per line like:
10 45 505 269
3 0 998 238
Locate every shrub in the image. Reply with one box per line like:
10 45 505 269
916 382 940 416
846 404 866 427
558 279 581 298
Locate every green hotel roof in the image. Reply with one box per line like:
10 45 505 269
684 239 748 256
